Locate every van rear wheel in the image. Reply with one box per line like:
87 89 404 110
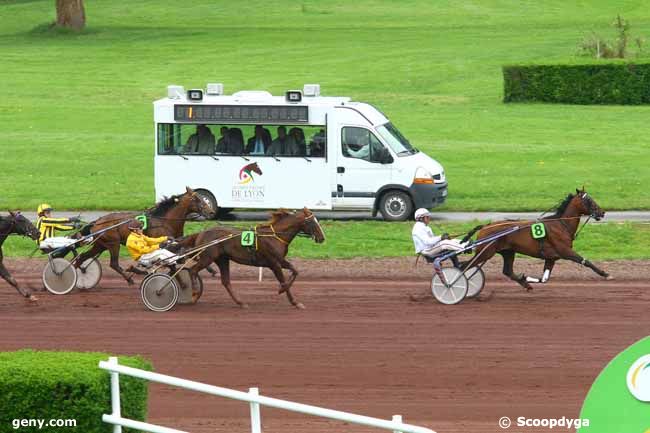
379 190 413 221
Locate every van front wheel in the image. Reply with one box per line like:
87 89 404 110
379 190 413 221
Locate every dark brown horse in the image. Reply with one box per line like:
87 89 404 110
183 208 325 309
76 187 208 284
0 211 40 300
461 188 610 290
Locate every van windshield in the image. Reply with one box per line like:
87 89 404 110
375 123 417 156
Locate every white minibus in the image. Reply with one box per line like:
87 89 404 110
154 84 447 221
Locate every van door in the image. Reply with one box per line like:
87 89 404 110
334 125 393 209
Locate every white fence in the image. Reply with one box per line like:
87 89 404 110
99 357 436 433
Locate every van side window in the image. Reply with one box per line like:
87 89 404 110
341 127 391 163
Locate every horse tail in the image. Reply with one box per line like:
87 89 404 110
79 222 94 236
177 232 199 248
461 224 485 243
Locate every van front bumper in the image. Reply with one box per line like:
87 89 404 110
409 181 448 209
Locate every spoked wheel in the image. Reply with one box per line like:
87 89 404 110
141 273 179 312
75 258 102 290
464 266 485 298
43 258 78 295
431 267 468 305
174 269 204 304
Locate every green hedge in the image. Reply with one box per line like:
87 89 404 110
503 63 650 104
0 350 152 433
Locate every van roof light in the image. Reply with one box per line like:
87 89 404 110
207 83 224 95
303 84 320 97
167 85 185 99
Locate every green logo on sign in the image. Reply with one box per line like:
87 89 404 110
241 230 255 247
135 215 148 230
531 222 546 239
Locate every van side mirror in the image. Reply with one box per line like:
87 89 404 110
379 152 393 164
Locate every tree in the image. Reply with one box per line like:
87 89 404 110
55 0 85 30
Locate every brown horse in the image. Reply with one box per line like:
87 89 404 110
183 208 325 309
0 211 40 300
75 187 208 284
461 188 610 290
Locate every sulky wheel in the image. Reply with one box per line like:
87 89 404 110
43 258 78 295
464 266 485 298
75 258 102 290
174 269 204 304
431 267 468 305
141 273 179 312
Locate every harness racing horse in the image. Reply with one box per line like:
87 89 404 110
183 208 325 309
0 211 40 300
461 188 610 290
76 187 208 285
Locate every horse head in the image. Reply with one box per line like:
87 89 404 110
575 188 605 221
8 210 40 240
183 186 210 218
300 207 325 244
247 162 263 176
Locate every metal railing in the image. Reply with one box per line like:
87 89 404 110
99 357 436 433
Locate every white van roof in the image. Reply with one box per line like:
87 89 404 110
153 84 389 126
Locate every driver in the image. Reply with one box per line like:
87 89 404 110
126 223 176 267
36 203 81 250
412 208 466 257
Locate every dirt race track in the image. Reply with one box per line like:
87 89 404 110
1 258 649 433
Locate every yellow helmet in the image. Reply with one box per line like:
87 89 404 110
37 203 53 215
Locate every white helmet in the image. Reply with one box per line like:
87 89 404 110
414 208 431 220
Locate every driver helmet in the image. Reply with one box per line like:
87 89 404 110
414 208 432 221
128 220 144 231
37 203 53 216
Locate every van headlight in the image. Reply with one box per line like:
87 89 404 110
414 167 433 184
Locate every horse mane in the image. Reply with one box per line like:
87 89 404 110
268 209 293 225
148 193 184 217
548 193 575 218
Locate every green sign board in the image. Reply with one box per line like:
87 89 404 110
241 230 255 247
135 215 148 230
531 222 546 239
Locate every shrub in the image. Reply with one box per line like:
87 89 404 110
503 63 650 105
0 350 152 433
577 15 645 59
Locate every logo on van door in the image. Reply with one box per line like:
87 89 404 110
238 162 263 185
233 162 265 203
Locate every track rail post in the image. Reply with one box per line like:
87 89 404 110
249 387 262 433
109 357 122 433
392 415 403 433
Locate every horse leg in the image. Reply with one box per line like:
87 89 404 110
499 250 533 290
560 250 611 279
0 259 35 301
106 244 134 285
205 265 218 277
268 260 304 309
525 259 556 284
215 258 248 308
279 259 298 292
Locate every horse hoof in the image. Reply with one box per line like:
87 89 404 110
127 278 135 286
294 302 306 310
239 303 250 309
605 274 614 281
27 295 38 302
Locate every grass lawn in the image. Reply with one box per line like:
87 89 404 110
1 1 649 211
4 220 649 261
